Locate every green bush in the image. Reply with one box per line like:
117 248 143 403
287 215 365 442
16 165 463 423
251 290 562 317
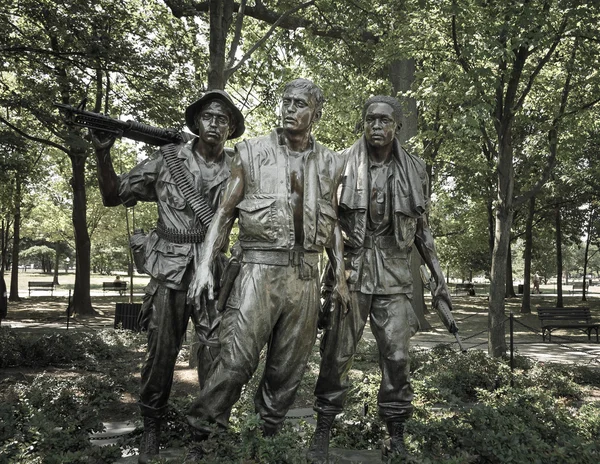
412 346 511 404
0 328 143 368
2 327 598 463
408 387 599 464
0 374 122 464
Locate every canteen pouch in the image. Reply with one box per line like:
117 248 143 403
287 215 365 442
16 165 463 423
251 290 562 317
129 228 148 274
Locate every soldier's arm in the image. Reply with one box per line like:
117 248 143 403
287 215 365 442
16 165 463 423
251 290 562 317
325 188 350 313
414 215 452 310
189 153 244 301
89 131 122 206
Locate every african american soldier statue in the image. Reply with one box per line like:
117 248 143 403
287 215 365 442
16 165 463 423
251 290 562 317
90 90 244 464
185 78 349 456
307 96 454 463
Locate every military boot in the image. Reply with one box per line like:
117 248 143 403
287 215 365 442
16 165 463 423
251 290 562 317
138 417 161 464
381 420 408 462
261 422 280 437
306 413 336 464
183 426 212 463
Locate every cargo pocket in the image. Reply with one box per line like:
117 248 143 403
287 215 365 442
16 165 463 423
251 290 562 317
314 200 337 247
144 232 191 286
380 247 411 289
138 280 160 332
237 198 277 243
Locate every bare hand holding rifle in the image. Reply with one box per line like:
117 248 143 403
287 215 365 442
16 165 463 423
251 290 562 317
420 265 466 352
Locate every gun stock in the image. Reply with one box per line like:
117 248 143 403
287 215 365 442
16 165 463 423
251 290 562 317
55 101 190 146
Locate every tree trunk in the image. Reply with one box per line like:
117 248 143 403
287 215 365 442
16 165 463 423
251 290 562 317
70 154 96 315
9 176 21 301
488 127 514 357
581 208 593 302
555 205 563 308
0 217 8 273
486 199 495 256
489 205 511 357
505 241 516 298
521 196 535 313
207 0 234 90
53 246 60 286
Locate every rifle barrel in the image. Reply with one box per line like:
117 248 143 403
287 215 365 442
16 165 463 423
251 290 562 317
55 103 184 146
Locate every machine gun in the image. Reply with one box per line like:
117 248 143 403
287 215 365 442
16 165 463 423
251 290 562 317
55 99 192 146
419 265 466 352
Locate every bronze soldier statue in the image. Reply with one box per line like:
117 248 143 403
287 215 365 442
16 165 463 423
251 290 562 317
186 78 349 453
307 96 454 463
90 90 244 464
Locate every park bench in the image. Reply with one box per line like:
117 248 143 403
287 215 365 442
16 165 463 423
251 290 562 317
453 283 475 296
28 281 55 296
537 307 599 342
102 281 127 296
569 282 588 294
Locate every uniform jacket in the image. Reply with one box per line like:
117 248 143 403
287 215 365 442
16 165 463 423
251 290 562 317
338 136 429 294
235 129 345 253
118 140 231 290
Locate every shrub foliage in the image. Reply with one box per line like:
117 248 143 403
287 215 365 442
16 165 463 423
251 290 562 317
0 331 598 463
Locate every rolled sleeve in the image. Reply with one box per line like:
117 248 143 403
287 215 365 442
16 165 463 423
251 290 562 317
118 156 161 206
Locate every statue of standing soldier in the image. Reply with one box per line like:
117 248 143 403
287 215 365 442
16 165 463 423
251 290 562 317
90 90 244 464
186 78 349 454
307 96 455 463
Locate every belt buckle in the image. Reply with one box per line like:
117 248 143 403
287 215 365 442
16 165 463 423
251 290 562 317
364 236 373 249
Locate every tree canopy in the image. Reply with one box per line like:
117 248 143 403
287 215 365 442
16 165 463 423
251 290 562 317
2 0 600 354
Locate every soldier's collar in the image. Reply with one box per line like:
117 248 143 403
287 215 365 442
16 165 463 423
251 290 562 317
274 128 315 152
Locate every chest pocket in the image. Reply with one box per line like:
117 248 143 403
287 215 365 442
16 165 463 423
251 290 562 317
157 180 186 210
237 198 277 243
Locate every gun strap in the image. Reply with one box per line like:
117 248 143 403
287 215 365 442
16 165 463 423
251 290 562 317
160 143 214 230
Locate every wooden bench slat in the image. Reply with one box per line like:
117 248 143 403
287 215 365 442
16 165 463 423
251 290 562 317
28 281 55 296
453 283 475 296
536 307 599 342
102 281 127 295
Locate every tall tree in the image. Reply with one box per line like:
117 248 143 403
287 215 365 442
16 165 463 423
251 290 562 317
441 0 600 356
0 0 196 314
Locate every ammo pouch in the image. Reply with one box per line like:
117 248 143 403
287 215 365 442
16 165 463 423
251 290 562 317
129 228 148 274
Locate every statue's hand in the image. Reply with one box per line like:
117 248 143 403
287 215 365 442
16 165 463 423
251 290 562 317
187 264 214 306
332 274 350 316
89 129 117 152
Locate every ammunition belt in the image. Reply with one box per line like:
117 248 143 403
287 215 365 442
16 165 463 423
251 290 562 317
160 143 214 229
156 223 206 244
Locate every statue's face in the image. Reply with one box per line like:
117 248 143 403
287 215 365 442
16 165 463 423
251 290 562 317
280 87 319 134
364 102 396 148
195 101 233 146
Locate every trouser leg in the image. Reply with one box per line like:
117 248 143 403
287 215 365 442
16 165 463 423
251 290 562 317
254 265 319 431
139 284 191 418
186 263 279 431
313 291 371 415
369 293 418 422
191 296 221 389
